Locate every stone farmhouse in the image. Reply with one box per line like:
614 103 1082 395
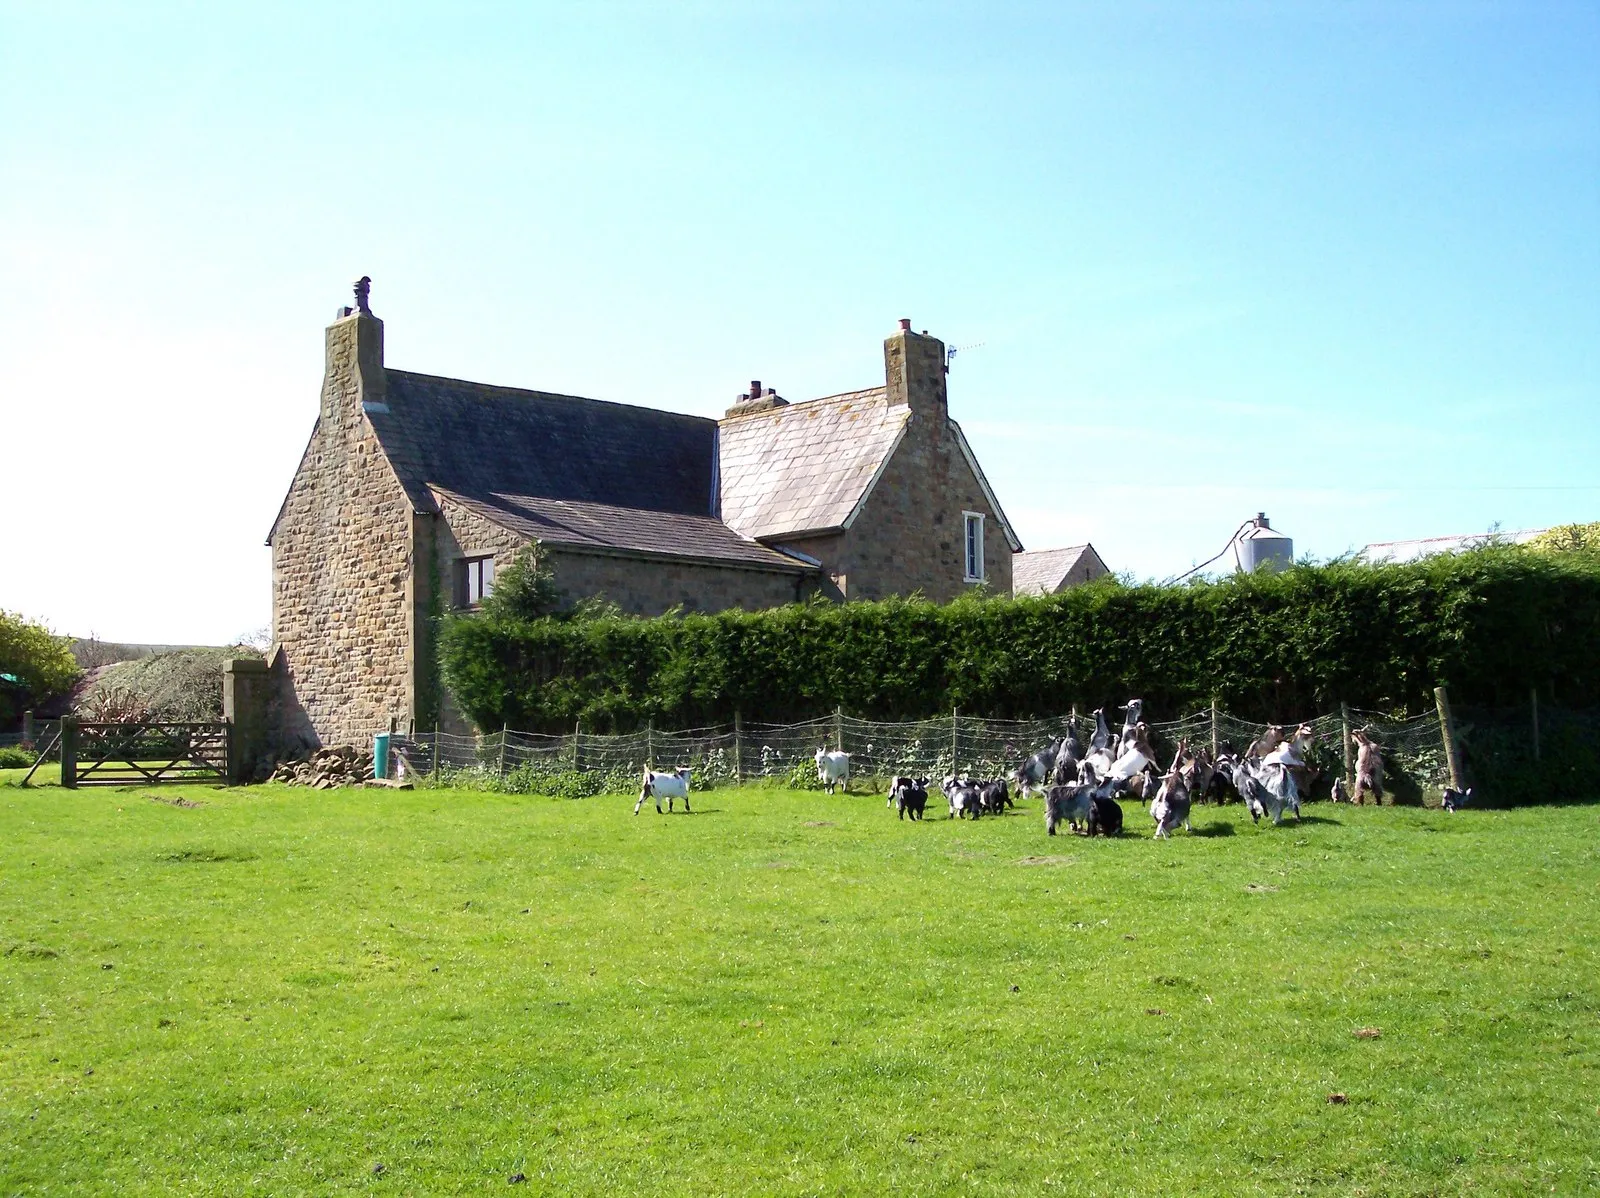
267 282 1021 746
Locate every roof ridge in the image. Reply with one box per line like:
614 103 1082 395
385 368 715 424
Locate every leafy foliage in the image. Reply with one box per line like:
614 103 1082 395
0 747 31 769
76 646 262 722
1527 521 1600 554
439 546 1600 733
479 541 561 622
0 611 80 726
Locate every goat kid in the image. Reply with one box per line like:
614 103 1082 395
943 775 983 820
1087 793 1123 837
634 766 692 815
1150 745 1192 839
888 776 929 820
1044 783 1090 836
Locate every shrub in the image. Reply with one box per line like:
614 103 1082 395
76 647 261 722
0 611 80 727
0 747 32 769
440 546 1600 733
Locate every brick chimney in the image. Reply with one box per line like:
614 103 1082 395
320 276 386 431
884 318 947 422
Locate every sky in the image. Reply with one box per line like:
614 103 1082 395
1 1 1596 644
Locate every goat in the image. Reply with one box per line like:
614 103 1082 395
1350 730 1385 805
1150 744 1192 839
1108 722 1156 782
1117 699 1144 755
1442 786 1474 813
1249 725 1286 759
889 776 929 820
1044 783 1090 836
634 766 692 815
1181 746 1217 805
1089 707 1114 753
815 746 851 795
1087 793 1123 837
978 778 1012 815
1237 758 1299 826
943 775 982 820
1012 737 1064 798
1205 755 1243 805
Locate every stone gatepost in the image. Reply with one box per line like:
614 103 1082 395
223 658 273 784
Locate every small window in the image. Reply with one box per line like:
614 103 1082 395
963 512 985 582
457 556 495 608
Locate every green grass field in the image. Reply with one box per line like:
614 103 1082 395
1 780 1597 1195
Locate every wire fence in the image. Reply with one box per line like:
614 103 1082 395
0 720 60 756
386 702 1502 799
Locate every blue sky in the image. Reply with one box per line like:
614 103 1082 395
2 2 1596 643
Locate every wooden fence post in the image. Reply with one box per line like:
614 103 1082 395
1340 702 1353 790
646 719 654 768
59 716 78 789
498 723 508 776
834 705 843 752
21 710 33 748
951 707 959 771
431 722 440 781
734 710 743 784
1433 686 1464 792
573 718 582 769
1530 687 1540 762
1210 699 1219 760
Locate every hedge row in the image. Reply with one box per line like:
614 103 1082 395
438 547 1600 734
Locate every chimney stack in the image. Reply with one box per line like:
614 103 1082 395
884 318 947 422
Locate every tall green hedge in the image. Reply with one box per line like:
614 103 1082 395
439 547 1600 733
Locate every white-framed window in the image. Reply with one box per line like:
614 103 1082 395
963 511 986 582
456 555 495 608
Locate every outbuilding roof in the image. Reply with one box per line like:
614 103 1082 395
434 488 811 571
1012 544 1109 596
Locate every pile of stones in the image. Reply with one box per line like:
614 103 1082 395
268 745 375 789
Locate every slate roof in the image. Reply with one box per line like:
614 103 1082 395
1012 545 1108 596
435 488 809 571
717 388 909 541
370 370 719 518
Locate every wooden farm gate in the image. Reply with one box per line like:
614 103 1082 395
59 717 231 788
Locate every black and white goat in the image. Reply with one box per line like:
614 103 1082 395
1044 782 1090 836
1012 737 1065 799
1150 743 1192 839
634 766 692 815
943 775 983 820
888 776 929 820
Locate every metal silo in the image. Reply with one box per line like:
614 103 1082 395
1236 513 1293 573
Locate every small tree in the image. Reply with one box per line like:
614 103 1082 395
0 611 81 726
480 541 561 622
1528 522 1600 554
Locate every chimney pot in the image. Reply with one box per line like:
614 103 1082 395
750 380 761 397
898 318 911 331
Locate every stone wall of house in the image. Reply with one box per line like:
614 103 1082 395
270 312 416 749
779 328 1014 604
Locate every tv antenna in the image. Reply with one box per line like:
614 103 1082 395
946 340 986 370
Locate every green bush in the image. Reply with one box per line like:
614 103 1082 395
0 747 32 769
77 647 261 722
439 546 1600 733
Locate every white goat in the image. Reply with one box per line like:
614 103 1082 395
815 747 850 795
634 766 692 815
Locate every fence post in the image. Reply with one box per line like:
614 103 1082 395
388 715 398 737
734 710 743 784
1530 687 1540 762
1433 685 1464 792
834 705 843 752
499 723 508 777
1210 699 1219 760
573 718 582 769
951 707 959 771
431 722 440 781
647 719 654 768
1340 702 1353 790
21 710 33 748
60 716 78 789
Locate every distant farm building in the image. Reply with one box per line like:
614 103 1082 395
1011 544 1110 596
1362 528 1549 564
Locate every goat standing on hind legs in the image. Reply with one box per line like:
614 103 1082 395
1350 730 1385 806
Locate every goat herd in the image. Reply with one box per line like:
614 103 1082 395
863 699 1403 838
637 699 1446 830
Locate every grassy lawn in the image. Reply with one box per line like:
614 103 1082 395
1 782 1596 1196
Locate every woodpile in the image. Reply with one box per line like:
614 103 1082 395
269 746 375 789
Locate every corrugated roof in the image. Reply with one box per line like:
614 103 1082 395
717 388 909 540
1012 545 1104 596
371 370 718 518
436 489 811 572
1361 527 1547 564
